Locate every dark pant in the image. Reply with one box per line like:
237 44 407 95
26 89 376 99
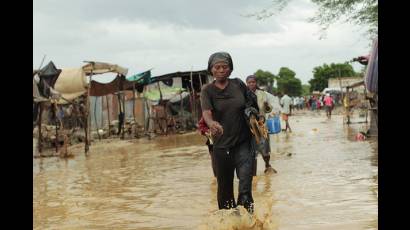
213 140 255 213
326 105 333 117
207 142 217 177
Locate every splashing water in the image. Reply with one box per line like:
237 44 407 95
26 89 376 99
198 200 278 230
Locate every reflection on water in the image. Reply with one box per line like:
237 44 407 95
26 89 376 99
34 113 377 230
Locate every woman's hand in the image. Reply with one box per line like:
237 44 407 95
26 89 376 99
209 121 223 137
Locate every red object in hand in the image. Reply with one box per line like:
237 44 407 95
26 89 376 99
198 116 209 136
355 132 366 141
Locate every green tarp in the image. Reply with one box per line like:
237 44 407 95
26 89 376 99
143 86 185 101
127 69 151 84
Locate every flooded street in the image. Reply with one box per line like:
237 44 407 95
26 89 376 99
33 111 378 230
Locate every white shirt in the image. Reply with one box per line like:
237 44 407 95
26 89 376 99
293 97 298 106
280 94 292 114
254 89 282 118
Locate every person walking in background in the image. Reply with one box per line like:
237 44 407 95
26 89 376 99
323 93 334 119
280 92 292 132
246 75 281 174
311 96 317 111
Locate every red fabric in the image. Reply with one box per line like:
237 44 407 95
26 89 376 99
324 96 333 106
198 116 209 135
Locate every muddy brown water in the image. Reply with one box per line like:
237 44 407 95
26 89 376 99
33 111 377 230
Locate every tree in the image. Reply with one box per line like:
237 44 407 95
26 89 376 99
308 62 357 92
277 67 296 79
302 84 311 96
271 87 278 95
308 76 327 93
254 69 276 93
246 0 377 39
277 77 302 96
358 65 367 78
309 0 378 38
276 67 302 96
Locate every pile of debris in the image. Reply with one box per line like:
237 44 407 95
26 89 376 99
91 119 146 140
33 125 88 148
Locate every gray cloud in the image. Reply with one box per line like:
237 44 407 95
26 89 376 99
34 0 372 84
34 0 287 35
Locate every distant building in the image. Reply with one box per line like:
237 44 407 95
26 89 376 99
328 77 365 93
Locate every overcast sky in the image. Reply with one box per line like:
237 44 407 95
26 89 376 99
33 0 371 84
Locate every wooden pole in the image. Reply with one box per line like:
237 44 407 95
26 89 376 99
132 83 137 137
54 103 59 153
116 93 120 136
132 84 136 123
156 81 163 134
85 69 93 154
84 99 89 153
121 92 126 139
106 95 111 137
187 87 193 130
142 86 147 131
38 102 43 153
94 96 101 140
190 71 195 122
145 97 150 132
180 92 183 130
157 81 163 101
